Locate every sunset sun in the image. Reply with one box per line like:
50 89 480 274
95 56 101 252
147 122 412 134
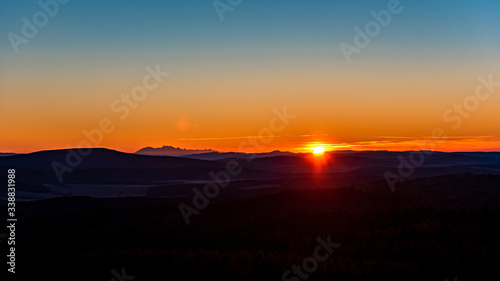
312 146 325 155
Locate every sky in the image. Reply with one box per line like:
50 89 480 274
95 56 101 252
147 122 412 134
1 0 500 153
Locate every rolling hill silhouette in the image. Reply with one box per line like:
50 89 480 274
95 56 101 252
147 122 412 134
1 148 499 200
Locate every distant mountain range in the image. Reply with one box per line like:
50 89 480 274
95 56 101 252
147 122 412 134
1 148 499 200
135 145 295 159
181 150 296 160
136 145 216 156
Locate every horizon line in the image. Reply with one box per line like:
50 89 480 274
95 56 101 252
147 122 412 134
2 147 500 156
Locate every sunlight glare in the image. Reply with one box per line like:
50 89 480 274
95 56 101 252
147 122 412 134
312 146 325 155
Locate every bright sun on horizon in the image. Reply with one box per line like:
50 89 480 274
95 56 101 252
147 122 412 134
312 146 326 155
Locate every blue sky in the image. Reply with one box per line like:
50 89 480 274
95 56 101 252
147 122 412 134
1 0 500 153
2 0 499 54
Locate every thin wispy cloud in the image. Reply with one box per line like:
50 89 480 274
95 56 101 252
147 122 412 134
179 134 328 141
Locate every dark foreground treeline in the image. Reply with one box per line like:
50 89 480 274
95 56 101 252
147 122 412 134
4 174 500 280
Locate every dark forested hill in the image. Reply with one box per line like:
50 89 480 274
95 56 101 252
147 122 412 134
4 173 499 280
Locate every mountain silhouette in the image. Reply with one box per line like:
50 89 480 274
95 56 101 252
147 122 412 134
136 145 216 156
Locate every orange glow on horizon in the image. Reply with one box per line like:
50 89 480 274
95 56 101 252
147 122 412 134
2 137 500 154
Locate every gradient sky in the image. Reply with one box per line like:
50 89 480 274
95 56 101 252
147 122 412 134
1 0 500 153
